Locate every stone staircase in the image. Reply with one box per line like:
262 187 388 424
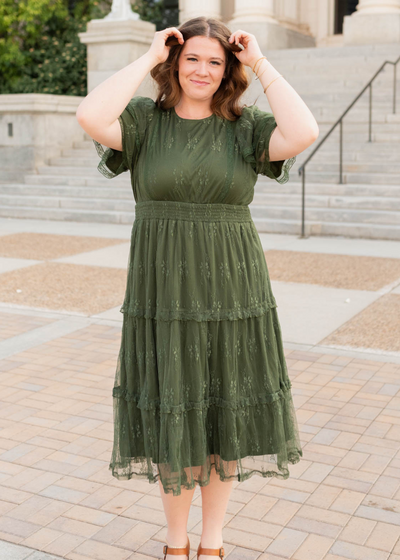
0 42 399 239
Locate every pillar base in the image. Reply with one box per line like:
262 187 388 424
343 13 400 45
227 19 315 51
78 18 156 95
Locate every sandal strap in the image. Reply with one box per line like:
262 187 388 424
164 537 190 558
197 542 224 558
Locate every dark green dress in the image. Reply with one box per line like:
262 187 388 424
93 96 302 496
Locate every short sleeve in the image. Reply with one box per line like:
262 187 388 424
236 104 296 183
92 96 155 179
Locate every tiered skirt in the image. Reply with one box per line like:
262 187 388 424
109 200 303 495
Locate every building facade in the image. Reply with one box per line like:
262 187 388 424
178 0 400 50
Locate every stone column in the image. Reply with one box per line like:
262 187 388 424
78 0 156 96
343 0 400 44
228 0 314 50
179 0 222 23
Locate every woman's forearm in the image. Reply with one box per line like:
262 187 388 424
76 51 158 127
255 58 319 143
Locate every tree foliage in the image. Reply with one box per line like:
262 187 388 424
0 0 178 95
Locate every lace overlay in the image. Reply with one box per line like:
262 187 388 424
92 97 303 495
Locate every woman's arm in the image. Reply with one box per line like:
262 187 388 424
76 26 184 151
229 30 319 162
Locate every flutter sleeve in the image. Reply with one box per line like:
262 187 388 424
92 96 155 179
236 104 296 183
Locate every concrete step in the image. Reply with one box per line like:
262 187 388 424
0 194 136 212
0 205 134 224
4 181 400 202
1 202 400 241
0 184 132 199
45 156 400 175
71 142 400 158
24 167 400 185
252 192 400 211
290 172 400 185
255 181 400 197
2 187 400 213
2 189 400 223
250 204 400 225
24 174 130 186
251 217 400 241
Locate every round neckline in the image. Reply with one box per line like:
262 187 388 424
173 106 214 121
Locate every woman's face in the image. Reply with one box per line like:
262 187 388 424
177 36 226 101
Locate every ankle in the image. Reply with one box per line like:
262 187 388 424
200 533 223 548
166 531 188 547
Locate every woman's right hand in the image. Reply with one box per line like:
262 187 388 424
147 27 185 65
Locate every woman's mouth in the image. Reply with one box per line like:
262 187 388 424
191 80 209 86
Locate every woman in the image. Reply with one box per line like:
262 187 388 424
77 16 318 560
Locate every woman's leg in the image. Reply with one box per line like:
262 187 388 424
198 456 236 560
158 476 196 560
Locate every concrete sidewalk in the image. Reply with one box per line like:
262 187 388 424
0 216 399 560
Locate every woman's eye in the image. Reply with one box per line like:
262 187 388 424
187 58 221 66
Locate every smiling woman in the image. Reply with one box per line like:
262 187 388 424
78 14 306 560
150 18 249 121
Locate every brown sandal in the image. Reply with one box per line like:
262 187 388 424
197 541 225 559
163 536 190 560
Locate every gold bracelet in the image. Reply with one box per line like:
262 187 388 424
255 59 267 80
264 74 284 94
252 56 266 73
255 60 269 81
254 57 267 76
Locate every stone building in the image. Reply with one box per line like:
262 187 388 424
180 0 400 50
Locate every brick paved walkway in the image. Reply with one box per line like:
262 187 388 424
1 218 400 560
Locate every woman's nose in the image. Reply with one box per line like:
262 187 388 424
196 63 208 76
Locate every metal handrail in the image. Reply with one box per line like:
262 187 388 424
297 55 400 238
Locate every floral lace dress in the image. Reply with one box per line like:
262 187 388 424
93 95 302 496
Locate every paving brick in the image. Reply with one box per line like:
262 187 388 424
330 540 389 560
369 476 400 498
20 527 64 550
262 498 302 526
300 462 334 483
330 489 366 515
220 526 272 551
292 533 335 560
365 522 400 551
227 515 282 539
264 527 308 557
287 515 342 539
338 517 377 545
239 493 277 520
43 533 86 557
295 504 351 527
70 538 132 560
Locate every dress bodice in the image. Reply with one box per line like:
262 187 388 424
93 96 296 205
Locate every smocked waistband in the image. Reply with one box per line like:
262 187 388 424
134 200 252 222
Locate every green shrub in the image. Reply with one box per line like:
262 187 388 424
0 0 178 96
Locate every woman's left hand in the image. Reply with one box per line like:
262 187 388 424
228 30 264 69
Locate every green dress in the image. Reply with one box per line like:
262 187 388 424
93 96 302 496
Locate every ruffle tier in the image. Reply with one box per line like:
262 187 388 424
110 200 303 495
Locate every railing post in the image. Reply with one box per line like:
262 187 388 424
301 167 305 238
368 83 372 142
339 120 343 184
394 63 397 114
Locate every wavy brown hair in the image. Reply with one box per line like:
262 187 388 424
150 17 250 121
